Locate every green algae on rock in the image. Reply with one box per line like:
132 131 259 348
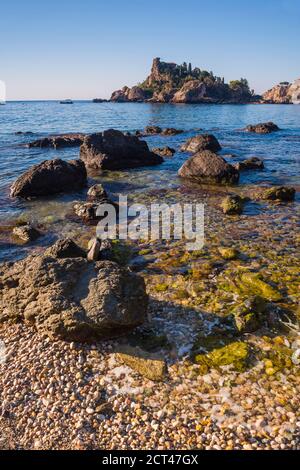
218 247 239 260
194 341 250 372
240 273 282 301
231 296 268 333
220 195 245 215
116 346 167 381
260 186 295 202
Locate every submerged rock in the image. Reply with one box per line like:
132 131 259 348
220 195 245 214
178 151 239 185
28 133 85 148
80 129 163 170
87 184 108 202
10 159 87 198
180 134 221 153
260 186 295 202
152 146 175 157
245 122 280 134
116 346 167 381
0 249 148 341
218 247 239 260
235 157 264 171
194 341 250 372
12 224 41 243
161 128 183 136
231 296 268 333
143 126 163 135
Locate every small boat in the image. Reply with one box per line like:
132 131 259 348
60 99 73 104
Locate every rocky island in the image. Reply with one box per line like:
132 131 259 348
262 78 300 104
110 58 257 104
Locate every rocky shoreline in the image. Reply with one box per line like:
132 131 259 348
0 119 299 450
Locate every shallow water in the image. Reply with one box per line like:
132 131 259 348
0 101 299 262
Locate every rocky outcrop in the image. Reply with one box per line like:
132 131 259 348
262 79 300 104
111 86 151 102
245 122 280 134
181 134 221 153
172 80 206 103
110 58 255 104
28 133 85 148
10 159 87 199
0 243 148 341
235 157 264 171
178 151 239 185
80 129 163 170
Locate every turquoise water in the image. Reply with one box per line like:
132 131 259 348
0 101 299 261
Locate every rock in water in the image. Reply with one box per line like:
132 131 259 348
235 157 264 171
178 150 239 184
12 224 41 243
0 251 148 341
245 122 280 134
87 184 108 202
180 134 221 153
260 186 295 202
116 346 167 381
28 133 85 148
152 146 175 157
10 159 87 198
220 195 245 214
80 129 163 170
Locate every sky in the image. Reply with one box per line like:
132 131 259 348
0 0 299 100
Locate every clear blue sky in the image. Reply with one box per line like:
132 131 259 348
1 0 299 100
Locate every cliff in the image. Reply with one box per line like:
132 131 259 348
110 58 256 104
262 79 300 104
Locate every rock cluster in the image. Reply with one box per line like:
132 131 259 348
245 122 280 134
28 133 85 148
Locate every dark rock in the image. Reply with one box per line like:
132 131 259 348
178 150 239 185
80 129 163 170
245 122 280 134
152 146 175 157
44 238 86 259
235 157 264 171
92 98 108 103
161 128 183 136
260 186 295 202
180 134 221 153
12 224 41 243
144 126 163 135
231 296 268 333
0 252 148 341
28 133 85 148
10 159 87 198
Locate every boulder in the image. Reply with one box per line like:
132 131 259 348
220 195 245 214
180 134 221 153
28 133 85 148
0 250 148 341
80 129 163 170
44 238 86 259
87 238 101 261
12 224 41 243
235 157 264 171
152 146 175 157
245 122 280 134
10 159 87 199
260 186 295 202
178 151 239 185
172 80 206 103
